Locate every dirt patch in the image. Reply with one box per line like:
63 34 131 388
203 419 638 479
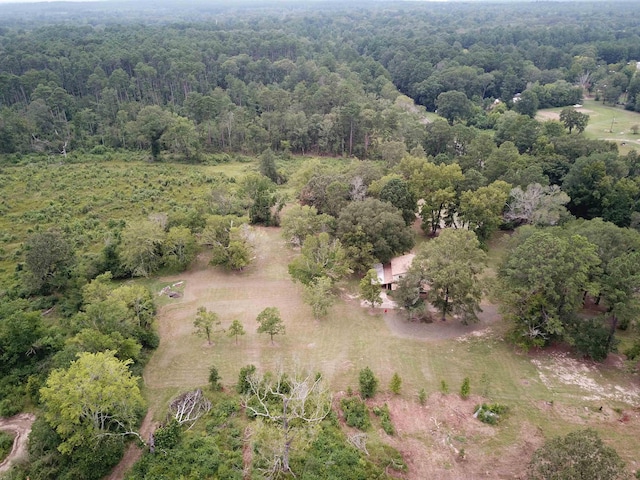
0 413 35 473
530 351 640 404
375 394 542 480
537 107 593 122
102 411 157 480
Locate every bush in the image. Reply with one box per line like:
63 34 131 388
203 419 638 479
373 403 395 435
209 365 222 391
359 367 378 399
237 364 256 394
418 388 427 405
473 403 509 425
341 396 371 430
440 380 449 394
0 430 14 462
153 419 182 449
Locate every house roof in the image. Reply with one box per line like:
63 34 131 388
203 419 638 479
373 253 415 285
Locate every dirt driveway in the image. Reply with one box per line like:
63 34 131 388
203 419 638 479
0 413 35 473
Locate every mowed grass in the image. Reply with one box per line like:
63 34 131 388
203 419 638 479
538 98 640 155
143 227 640 461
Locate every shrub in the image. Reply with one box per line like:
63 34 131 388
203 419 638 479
0 431 14 462
373 403 395 435
473 403 509 425
209 365 222 391
389 372 402 395
341 397 371 430
359 367 378 399
237 364 256 394
460 377 470 399
418 388 427 405
154 419 182 449
440 380 449 394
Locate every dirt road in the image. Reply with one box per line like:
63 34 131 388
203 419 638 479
0 413 36 473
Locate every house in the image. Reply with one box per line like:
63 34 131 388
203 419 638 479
373 253 415 290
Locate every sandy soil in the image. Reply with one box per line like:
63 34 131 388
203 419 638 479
0 413 36 473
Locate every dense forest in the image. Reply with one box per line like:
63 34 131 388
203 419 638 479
1 1 640 479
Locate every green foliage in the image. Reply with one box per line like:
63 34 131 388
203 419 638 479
418 388 427 405
389 373 402 395
24 229 74 293
528 429 625 480
337 198 414 269
302 276 335 319
256 307 285 344
340 397 371 430
209 365 222 391
237 364 257 394
372 403 395 435
153 419 182 450
162 226 197 272
39 351 145 454
281 204 335 247
560 107 590 133
568 318 613 362
474 403 509 425
360 269 382 308
359 367 378 399
288 232 351 286
193 306 221 345
460 377 471 399
411 228 486 323
118 220 165 278
227 319 246 344
440 380 449 394
0 430 14 462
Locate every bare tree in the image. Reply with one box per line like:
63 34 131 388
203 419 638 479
243 370 332 478
505 183 570 227
169 389 212 427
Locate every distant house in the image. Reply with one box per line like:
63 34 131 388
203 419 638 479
373 253 415 290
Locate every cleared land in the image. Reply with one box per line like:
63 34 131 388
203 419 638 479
537 98 640 155
143 226 640 479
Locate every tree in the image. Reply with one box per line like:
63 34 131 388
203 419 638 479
412 229 486 323
227 319 246 345
281 204 335 247
389 373 402 395
559 107 589 134
458 180 511 242
360 268 383 308
505 183 570 227
193 307 221 345
256 307 285 344
130 105 173 160
498 229 600 349
288 232 351 286
528 429 625 480
513 89 539 118
241 173 279 226
24 229 74 293
243 370 331 477
162 226 196 272
118 219 165 277
359 366 378 399
460 377 470 399
39 351 145 455
378 177 417 225
302 276 335 319
259 148 282 184
337 198 414 268
436 90 472 125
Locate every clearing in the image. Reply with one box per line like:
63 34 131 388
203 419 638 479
133 226 640 479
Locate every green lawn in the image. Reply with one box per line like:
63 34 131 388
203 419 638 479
538 98 640 155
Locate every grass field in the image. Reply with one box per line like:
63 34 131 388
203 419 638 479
143 226 640 478
537 98 640 155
